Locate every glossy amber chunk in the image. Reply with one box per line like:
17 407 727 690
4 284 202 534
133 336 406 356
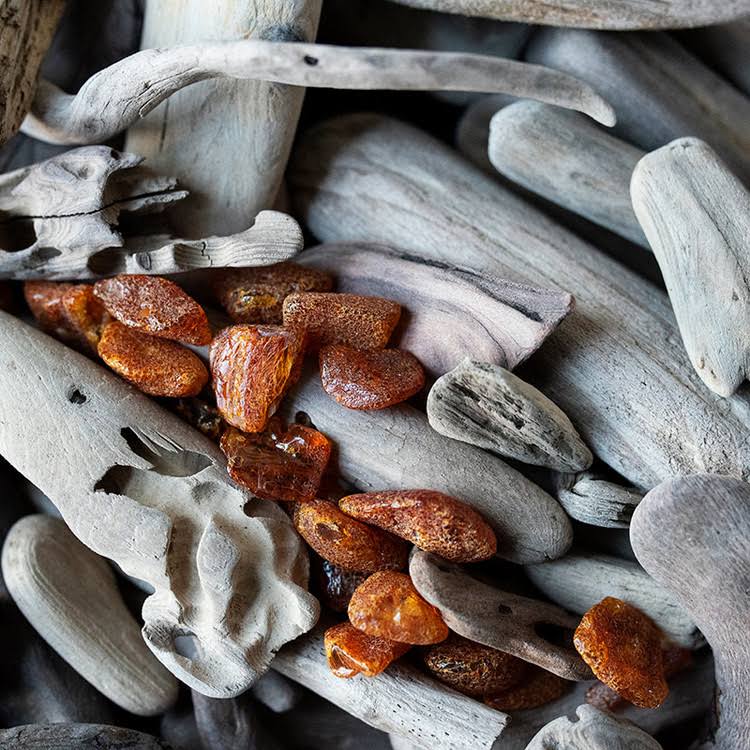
339 489 496 563
210 324 303 433
174 398 224 442
319 345 425 410
282 292 401 351
347 571 449 645
220 418 330 502
314 558 368 613
98 322 209 397
423 634 527 697
212 262 333 324
61 284 109 354
324 622 410 678
24 281 75 341
484 666 569 711
293 499 408 573
93 274 211 345
574 596 668 709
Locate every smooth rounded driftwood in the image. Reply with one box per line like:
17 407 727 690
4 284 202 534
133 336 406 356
0 724 168 749
289 114 750 490
0 311 320 697
631 475 750 750
2 515 178 716
556 471 643 529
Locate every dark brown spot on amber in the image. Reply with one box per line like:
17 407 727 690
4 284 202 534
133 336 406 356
324 622 410 678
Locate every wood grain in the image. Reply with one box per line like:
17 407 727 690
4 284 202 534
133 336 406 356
556 471 643 529
0 724 169 749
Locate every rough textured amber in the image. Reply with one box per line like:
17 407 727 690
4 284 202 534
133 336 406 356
423 634 527 697
212 262 333 324
220 418 330 502
293 499 409 573
339 489 497 563
174 398 224 442
347 571 449 645
319 345 425 410
574 596 668 709
282 292 401 351
324 622 410 678
98 322 209 397
314 558 368 613
210 324 303 433
61 284 109 354
93 274 211 345
24 281 75 341
484 666 570 711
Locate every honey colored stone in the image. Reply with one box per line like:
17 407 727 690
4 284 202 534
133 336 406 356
484 666 570 711
282 292 401 350
324 622 410 678
339 489 496 563
293 499 409 573
221 418 331 503
98 321 209 397
93 274 211 345
319 345 425 410
348 571 449 645
574 597 668 709
210 324 304 433
61 284 109 354
314 558 368 612
174 398 224 442
24 280 74 341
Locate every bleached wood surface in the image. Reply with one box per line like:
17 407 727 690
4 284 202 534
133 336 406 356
556 472 643 528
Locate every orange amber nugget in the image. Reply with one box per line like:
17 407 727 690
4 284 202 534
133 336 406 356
98 322 209 397
93 274 211 345
293 499 408 573
220 418 330 502
485 666 569 711
24 281 75 341
574 596 668 709
210 324 303 433
61 284 109 354
348 571 448 645
340 489 496 563
314 558 368 613
282 292 401 351
325 622 410 679
319 345 425 410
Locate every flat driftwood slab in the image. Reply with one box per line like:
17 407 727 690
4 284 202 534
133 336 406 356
0 724 168 749
631 138 750 397
0 311 320 697
555 471 643 529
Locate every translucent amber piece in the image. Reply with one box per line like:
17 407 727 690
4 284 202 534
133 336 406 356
210 324 303 433
24 281 75 341
574 597 668 709
220 418 331 502
98 322 209 397
324 622 410 679
293 499 408 573
61 284 109 354
339 489 497 563
485 666 570 711
93 274 211 345
423 634 527 697
282 292 401 351
347 570 449 645
314 558 368 613
212 262 333 324
174 398 224 442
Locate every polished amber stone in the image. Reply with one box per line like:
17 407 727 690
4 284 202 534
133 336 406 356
61 284 109 354
93 274 211 345
324 622 410 678
339 489 496 563
347 571 449 645
484 666 570 711
314 558 369 613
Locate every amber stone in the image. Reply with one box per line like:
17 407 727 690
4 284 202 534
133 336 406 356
347 571 449 645
324 622 410 678
423 634 527 697
293 499 409 573
98 322 209 397
574 596 668 709
61 284 109 354
210 324 303 433
174 398 224 442
485 666 570 711
314 558 368 613
24 281 75 341
212 262 333 324
93 274 211 345
220 418 331 502
339 489 496 563
282 292 401 351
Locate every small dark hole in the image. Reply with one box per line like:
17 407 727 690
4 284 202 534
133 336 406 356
295 410 313 428
67 388 87 405
497 603 513 615
304 55 319 66
0 219 37 252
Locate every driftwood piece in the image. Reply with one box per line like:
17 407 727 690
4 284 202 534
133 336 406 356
631 138 750 397
281 373 572 564
631 475 750 749
556 471 643 528
427 359 593 472
289 114 750 490
160 701 202 750
251 670 303 713
525 552 701 649
2 514 178 716
0 724 168 749
456 93 517 173
298 243 573 379
410 549 591 681
686 21 750 97
0 311 320 697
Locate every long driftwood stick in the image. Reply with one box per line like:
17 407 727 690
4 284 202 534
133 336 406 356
289 114 750 491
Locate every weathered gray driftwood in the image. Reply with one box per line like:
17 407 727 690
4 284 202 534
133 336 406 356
0 312 320 697
631 138 750 397
427 359 592 472
456 93 517 173
298 244 573 379
289 114 750 490
686 20 750 97
161 702 202 750
556 471 643 528
251 671 303 713
2 515 178 716
0 724 168 749
525 552 701 648
631 475 750 749
410 550 591 681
